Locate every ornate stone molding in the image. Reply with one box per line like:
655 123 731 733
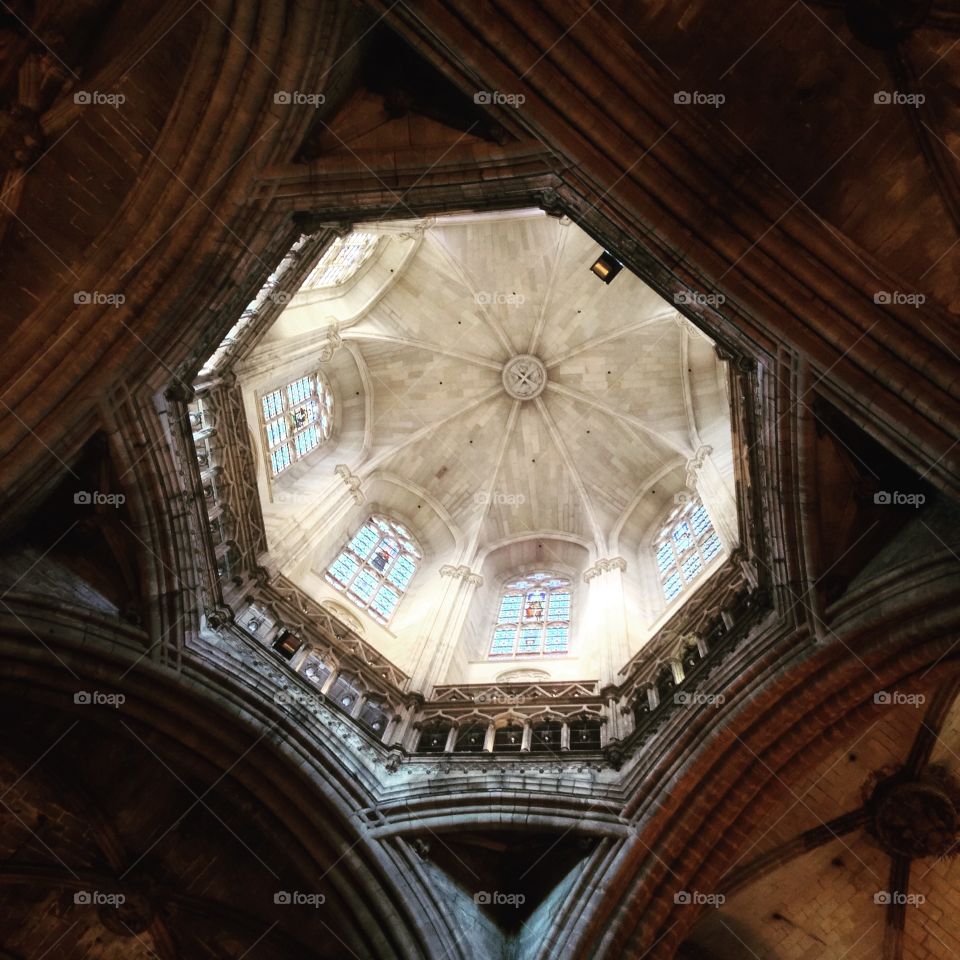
583 557 628 583
335 464 363 505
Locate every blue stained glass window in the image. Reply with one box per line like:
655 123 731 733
325 516 420 625
327 551 358 585
349 570 378 603
491 627 515 655
370 585 399 622
266 419 288 447
262 389 284 420
287 377 311 405
656 498 723 603
489 572 572 657
349 524 379 559
261 372 334 476
270 446 291 474
295 425 318 456
388 555 416 590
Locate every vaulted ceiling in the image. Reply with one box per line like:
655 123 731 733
257 213 731 565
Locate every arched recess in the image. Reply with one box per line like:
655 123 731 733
294 473 461 674
613 460 692 649
444 535 592 685
0 607 465 960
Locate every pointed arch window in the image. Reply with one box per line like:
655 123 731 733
655 497 722 603
260 371 334 476
489 572 571 657
325 516 422 624
303 232 379 289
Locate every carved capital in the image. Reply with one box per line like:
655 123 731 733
583 557 627 582
318 323 342 362
439 564 483 586
684 444 713 488
334 464 363 505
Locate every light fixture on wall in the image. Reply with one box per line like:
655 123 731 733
590 251 623 283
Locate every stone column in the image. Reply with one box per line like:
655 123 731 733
407 564 483 695
685 445 739 550
583 557 629 690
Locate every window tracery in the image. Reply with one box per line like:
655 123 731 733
260 371 334 476
489 572 571 657
654 498 722 602
325 516 422 624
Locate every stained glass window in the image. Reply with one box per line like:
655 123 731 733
303 232 379 289
260 371 334 476
655 498 722 603
489 572 571 657
324 516 422 625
